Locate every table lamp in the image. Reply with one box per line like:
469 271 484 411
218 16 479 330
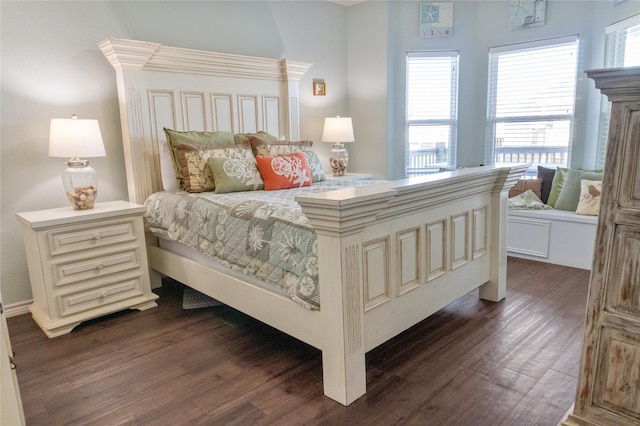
322 116 354 176
49 115 106 210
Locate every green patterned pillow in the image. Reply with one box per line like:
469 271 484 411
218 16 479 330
507 190 553 210
208 156 264 194
173 142 256 192
233 131 280 145
164 128 236 188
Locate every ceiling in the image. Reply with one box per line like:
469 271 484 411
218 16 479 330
326 0 367 6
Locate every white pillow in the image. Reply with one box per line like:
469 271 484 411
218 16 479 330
575 179 602 216
160 141 179 191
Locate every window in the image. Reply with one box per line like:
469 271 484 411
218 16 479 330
485 36 579 174
406 51 458 176
595 14 640 169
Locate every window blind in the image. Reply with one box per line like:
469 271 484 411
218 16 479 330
596 15 640 168
406 51 458 175
485 36 579 172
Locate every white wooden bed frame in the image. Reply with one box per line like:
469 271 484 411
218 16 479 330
100 38 526 406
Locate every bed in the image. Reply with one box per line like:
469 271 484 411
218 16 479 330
100 37 527 405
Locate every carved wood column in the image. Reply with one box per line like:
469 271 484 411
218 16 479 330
481 163 529 302
297 189 396 406
284 59 313 141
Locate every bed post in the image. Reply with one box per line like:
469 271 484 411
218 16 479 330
283 60 312 141
297 189 397 406
480 165 528 302
100 38 162 204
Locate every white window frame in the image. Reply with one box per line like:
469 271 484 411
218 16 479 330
484 35 579 174
405 51 459 176
595 14 640 169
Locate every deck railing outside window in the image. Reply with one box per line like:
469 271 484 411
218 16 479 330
407 145 568 176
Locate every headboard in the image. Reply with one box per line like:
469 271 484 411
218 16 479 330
99 38 313 204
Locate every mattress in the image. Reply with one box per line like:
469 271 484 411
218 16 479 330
144 178 382 310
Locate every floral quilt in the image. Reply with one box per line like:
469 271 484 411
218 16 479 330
144 179 380 310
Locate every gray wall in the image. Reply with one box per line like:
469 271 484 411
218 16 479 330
1 0 639 306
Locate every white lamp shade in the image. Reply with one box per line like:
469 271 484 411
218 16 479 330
322 117 355 143
49 117 106 158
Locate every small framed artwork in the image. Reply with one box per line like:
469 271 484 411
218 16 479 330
509 0 546 31
313 82 326 96
419 2 454 38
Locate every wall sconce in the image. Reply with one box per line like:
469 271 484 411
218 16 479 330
49 114 106 210
322 116 354 176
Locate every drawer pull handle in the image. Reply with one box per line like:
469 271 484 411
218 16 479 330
93 234 102 240
96 263 104 270
100 291 108 299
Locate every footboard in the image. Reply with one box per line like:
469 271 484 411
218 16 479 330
296 164 527 405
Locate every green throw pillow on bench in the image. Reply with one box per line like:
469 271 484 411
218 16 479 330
554 169 604 211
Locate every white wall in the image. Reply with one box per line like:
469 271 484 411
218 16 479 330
0 0 349 306
1 0 638 307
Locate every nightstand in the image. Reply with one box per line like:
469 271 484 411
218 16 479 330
16 200 158 337
326 173 374 180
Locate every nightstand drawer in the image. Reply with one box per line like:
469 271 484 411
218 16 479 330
57 277 144 317
47 219 138 257
53 248 142 287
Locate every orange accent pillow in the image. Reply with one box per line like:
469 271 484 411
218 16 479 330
255 152 312 191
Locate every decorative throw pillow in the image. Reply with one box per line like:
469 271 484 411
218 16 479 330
575 179 602 216
173 142 256 192
546 167 568 207
255 152 312 191
173 143 216 192
164 128 236 188
555 169 604 211
248 135 325 183
207 156 264 194
537 166 556 204
508 178 542 199
233 131 280 145
164 128 235 147
507 189 553 210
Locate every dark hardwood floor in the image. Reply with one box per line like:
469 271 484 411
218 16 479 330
7 257 590 426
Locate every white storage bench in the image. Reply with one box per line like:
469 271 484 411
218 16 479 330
507 209 598 270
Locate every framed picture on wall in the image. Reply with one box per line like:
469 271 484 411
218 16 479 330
419 2 454 38
509 0 547 31
313 82 326 96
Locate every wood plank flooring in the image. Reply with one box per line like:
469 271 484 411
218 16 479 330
7 257 590 425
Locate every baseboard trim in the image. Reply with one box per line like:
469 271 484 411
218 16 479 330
559 403 574 425
4 300 31 318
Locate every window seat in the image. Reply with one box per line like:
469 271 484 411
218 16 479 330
507 209 598 270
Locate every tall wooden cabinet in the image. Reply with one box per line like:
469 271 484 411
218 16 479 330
565 66 640 425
